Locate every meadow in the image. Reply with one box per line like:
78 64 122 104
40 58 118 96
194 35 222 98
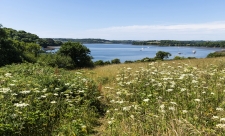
85 57 225 135
1 57 225 135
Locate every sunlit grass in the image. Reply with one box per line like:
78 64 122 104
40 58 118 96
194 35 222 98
2 57 225 135
83 57 225 135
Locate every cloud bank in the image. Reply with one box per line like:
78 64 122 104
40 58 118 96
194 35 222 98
78 22 225 40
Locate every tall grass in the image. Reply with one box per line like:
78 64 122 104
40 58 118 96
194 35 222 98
2 57 225 135
0 63 104 136
84 57 225 135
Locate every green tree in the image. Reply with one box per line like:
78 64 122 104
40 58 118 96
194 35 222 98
94 60 105 66
58 42 93 68
155 51 171 60
111 58 121 64
0 25 23 66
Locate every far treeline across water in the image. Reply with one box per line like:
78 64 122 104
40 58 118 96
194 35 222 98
54 38 225 48
132 40 225 47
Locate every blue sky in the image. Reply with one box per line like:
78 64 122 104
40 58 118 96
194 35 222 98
1 0 225 40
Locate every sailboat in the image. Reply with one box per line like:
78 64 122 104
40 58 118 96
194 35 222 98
192 50 196 54
140 44 144 51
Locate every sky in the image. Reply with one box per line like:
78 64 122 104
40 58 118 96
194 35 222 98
1 0 225 40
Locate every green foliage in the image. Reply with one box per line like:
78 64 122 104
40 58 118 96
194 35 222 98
104 61 111 65
111 58 121 64
38 54 75 69
59 42 94 68
94 60 105 66
140 57 156 62
3 28 39 43
132 40 225 48
124 60 134 63
103 62 225 135
173 56 185 60
53 38 133 44
207 51 225 58
0 40 22 66
155 51 172 60
38 38 62 48
0 25 41 66
0 63 105 135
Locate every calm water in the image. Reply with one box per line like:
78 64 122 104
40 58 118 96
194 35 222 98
51 44 222 62
84 44 222 62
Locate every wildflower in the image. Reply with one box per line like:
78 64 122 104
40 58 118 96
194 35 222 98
166 89 173 92
170 102 177 105
78 90 84 93
55 88 60 91
9 84 15 86
5 73 12 77
216 124 225 129
0 88 11 93
192 80 198 84
50 101 56 104
194 99 200 102
12 93 17 96
159 104 165 110
116 91 122 95
14 102 29 107
97 96 102 99
34 90 40 93
118 100 124 104
180 88 186 92
143 98 150 102
220 118 225 122
123 106 131 111
182 110 188 114
53 93 58 96
127 67 132 70
42 88 47 92
41 95 46 98
216 108 224 111
212 116 219 119
108 121 113 125
65 83 70 86
169 106 175 111
20 90 30 94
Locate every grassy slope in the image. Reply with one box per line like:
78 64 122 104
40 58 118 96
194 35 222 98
82 57 225 135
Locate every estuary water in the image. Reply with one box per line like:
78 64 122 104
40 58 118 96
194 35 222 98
51 44 222 62
84 44 222 62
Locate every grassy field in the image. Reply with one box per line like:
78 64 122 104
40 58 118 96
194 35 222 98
2 57 225 135
83 57 225 135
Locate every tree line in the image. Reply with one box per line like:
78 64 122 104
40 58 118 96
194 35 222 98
3 27 63 48
132 40 225 48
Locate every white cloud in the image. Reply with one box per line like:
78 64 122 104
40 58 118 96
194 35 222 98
37 21 225 40
78 21 225 40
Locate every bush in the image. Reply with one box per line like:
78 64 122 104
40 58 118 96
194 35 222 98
58 42 94 68
37 54 75 69
0 63 105 135
111 58 121 64
124 60 134 63
94 60 105 66
207 51 225 58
